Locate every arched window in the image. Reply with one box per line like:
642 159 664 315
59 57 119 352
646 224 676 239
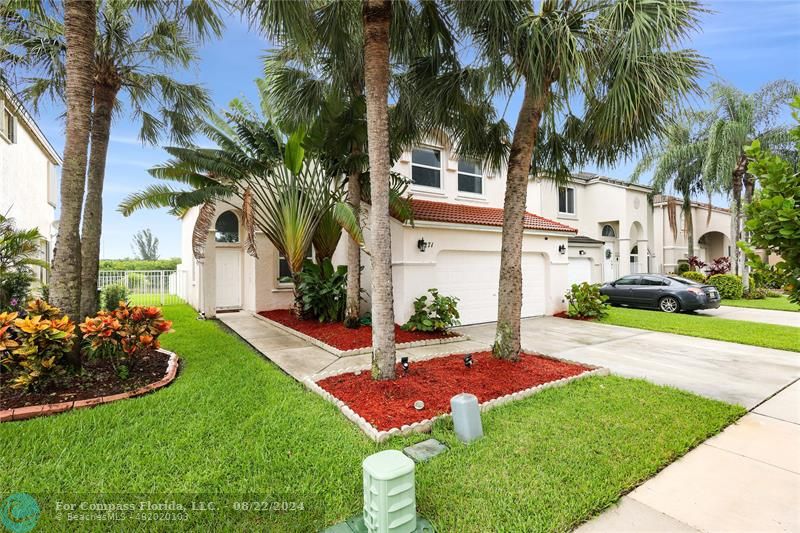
601 224 616 238
215 211 239 243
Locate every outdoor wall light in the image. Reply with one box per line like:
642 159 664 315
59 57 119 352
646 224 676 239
558 244 566 255
464 354 473 368
417 238 433 252
578 249 586 256
401 356 410 374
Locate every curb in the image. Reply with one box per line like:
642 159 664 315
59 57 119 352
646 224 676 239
1 348 180 422
253 312 468 357
302 349 609 442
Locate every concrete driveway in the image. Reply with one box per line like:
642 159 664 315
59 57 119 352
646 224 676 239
696 305 800 328
457 316 800 408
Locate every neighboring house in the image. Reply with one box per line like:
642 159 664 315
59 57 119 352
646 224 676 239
0 88 61 284
178 136 731 325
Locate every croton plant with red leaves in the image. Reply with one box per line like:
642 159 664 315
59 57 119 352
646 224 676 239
80 302 173 360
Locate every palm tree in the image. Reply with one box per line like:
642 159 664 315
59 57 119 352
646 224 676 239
450 0 707 360
632 113 707 258
1 0 222 317
118 94 363 294
702 80 799 287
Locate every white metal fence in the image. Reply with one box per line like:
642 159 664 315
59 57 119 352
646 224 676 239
98 270 187 306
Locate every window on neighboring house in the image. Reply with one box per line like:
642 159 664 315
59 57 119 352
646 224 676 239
601 224 616 238
214 211 239 243
457 158 483 194
558 186 576 214
277 248 313 283
47 162 58 207
0 99 16 143
39 239 50 283
411 147 441 188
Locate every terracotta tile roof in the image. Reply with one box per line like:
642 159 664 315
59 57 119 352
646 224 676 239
404 198 577 233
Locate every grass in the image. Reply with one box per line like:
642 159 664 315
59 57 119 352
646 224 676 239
600 306 800 352
0 304 744 532
722 295 798 312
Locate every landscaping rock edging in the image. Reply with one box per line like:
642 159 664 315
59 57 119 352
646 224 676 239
302 350 610 442
0 348 180 423
252 312 468 357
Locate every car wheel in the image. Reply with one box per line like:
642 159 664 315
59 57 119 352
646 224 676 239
659 296 680 313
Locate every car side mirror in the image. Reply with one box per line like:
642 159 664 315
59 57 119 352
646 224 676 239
609 281 616 287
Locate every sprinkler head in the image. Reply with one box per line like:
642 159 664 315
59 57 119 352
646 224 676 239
401 356 409 374
464 354 473 368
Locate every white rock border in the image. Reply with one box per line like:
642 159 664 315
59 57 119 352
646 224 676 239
253 312 468 357
301 349 610 442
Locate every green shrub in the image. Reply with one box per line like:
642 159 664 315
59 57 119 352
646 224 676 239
294 259 348 323
765 289 783 298
676 262 691 274
101 283 129 311
743 287 768 300
0 271 32 311
99 258 180 271
680 271 706 283
565 282 610 319
707 274 744 299
0 300 75 391
402 289 460 332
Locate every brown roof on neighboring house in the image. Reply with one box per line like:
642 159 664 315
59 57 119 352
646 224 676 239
404 198 577 233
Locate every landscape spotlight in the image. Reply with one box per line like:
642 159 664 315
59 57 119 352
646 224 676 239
464 354 473 368
401 356 409 374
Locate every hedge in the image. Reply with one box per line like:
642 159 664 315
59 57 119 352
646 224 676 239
99 258 181 271
680 271 706 283
707 274 744 299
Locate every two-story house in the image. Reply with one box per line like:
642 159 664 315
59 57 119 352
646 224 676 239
179 135 730 325
0 88 62 284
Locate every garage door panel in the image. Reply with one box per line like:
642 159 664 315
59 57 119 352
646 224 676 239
435 251 545 325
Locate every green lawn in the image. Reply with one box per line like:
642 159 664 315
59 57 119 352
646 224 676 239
0 304 744 532
722 295 799 312
600 306 800 352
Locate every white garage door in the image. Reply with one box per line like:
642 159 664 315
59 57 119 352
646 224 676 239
435 251 546 325
568 257 592 286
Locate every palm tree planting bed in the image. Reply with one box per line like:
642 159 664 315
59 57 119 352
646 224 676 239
256 309 465 356
1 349 179 420
305 351 607 441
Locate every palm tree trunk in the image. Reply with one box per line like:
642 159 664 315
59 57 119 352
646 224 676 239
80 84 116 318
362 0 396 380
683 193 694 258
344 168 362 328
731 154 746 276
51 0 94 327
493 84 545 361
742 172 756 290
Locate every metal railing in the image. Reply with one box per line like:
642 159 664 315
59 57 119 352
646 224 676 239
98 270 187 306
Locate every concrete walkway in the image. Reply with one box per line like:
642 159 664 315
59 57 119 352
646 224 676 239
577 379 800 532
697 305 800 328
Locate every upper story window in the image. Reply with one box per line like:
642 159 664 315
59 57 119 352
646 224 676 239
47 162 58 207
457 158 483 195
0 99 16 144
411 147 441 188
601 224 615 238
558 186 576 215
215 211 239 243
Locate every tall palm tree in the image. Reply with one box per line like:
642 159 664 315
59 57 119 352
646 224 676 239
632 113 707 258
702 80 799 286
450 0 707 360
1 0 222 317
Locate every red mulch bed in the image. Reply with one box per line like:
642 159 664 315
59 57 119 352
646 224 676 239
259 309 459 351
317 351 591 431
553 311 594 321
1 348 170 410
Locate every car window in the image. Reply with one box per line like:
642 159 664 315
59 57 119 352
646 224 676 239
615 276 641 286
667 275 700 286
642 276 667 286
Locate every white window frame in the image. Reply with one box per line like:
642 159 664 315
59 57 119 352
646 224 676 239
456 158 484 196
558 186 576 215
0 98 14 144
410 146 443 190
47 162 58 207
276 247 314 288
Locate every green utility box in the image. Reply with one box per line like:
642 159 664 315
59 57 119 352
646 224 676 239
362 450 417 533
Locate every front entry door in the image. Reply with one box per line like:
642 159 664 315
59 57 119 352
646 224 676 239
216 247 242 309
602 243 615 282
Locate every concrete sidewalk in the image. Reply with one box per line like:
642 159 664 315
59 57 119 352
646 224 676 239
577 379 800 532
697 305 800 328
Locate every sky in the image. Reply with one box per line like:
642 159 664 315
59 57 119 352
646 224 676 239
24 0 800 259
